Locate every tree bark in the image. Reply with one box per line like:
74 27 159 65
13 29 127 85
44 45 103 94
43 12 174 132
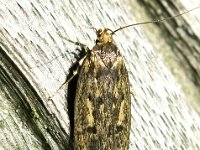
131 0 200 113
0 0 200 149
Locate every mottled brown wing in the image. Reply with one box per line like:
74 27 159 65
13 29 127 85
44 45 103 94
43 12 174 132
74 43 131 150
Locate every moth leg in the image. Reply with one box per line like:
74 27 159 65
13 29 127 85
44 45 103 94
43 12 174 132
48 65 80 100
48 33 90 99
58 32 90 53
48 53 88 100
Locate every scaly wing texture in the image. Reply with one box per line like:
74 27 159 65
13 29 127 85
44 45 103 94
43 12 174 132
74 43 131 150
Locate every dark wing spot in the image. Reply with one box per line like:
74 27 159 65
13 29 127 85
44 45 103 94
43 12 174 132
87 126 97 134
116 125 123 133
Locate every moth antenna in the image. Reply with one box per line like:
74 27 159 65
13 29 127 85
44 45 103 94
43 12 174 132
113 5 200 33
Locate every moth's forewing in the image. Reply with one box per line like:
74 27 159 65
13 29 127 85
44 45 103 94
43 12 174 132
74 42 131 150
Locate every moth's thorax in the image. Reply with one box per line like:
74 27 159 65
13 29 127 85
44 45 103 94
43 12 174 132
96 28 113 44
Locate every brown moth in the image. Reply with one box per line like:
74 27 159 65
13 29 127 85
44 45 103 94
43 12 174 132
73 28 131 150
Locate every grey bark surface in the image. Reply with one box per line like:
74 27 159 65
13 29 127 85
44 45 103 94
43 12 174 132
0 0 200 150
131 0 200 113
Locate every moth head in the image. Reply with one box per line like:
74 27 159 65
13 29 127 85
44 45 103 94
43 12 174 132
96 28 114 44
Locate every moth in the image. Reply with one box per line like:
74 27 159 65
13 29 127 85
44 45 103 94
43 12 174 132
72 28 131 150
49 6 200 150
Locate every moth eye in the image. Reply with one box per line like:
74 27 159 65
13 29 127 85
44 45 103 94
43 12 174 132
96 29 102 37
97 29 102 33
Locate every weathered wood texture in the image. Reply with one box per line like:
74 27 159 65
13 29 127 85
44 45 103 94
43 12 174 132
0 0 200 149
131 0 200 113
